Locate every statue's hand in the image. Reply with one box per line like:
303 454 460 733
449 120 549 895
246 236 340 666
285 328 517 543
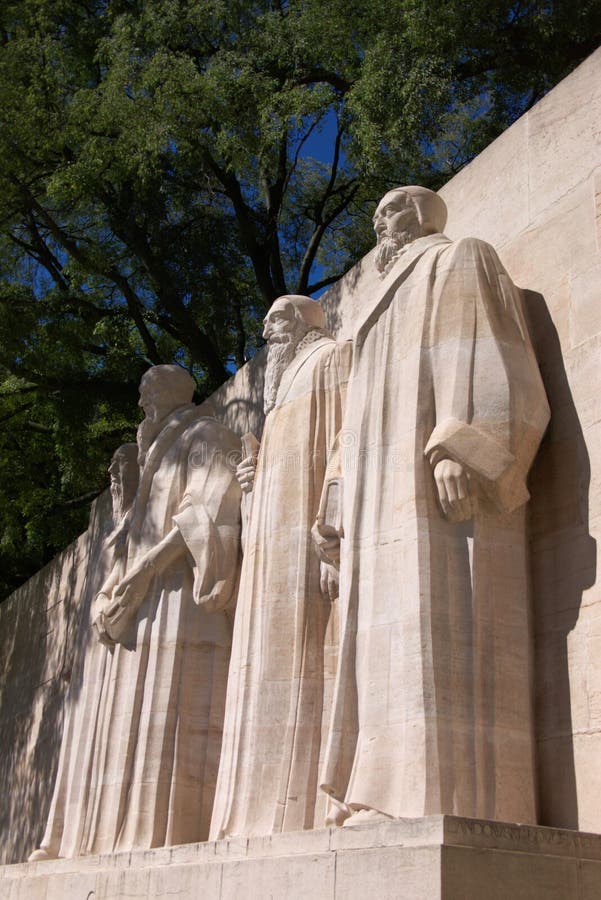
93 561 155 644
320 534 340 566
320 561 339 603
112 560 154 608
92 592 115 646
312 523 341 567
236 455 257 494
433 459 474 522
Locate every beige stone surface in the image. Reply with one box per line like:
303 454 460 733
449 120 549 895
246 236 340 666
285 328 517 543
210 297 352 840
436 47 601 833
3 817 601 899
210 347 266 440
28 366 243 860
312 48 601 836
317 188 549 827
0 492 114 866
1 45 601 869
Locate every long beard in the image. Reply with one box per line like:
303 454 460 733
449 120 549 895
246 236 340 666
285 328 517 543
263 336 299 415
136 412 164 467
110 481 124 524
375 224 421 275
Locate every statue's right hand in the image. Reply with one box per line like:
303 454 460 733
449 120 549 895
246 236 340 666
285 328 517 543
92 566 150 645
318 534 340 567
236 455 257 493
311 521 340 567
433 458 474 522
93 590 135 645
320 562 339 603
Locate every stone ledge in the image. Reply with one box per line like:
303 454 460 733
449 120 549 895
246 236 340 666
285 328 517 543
2 817 601 899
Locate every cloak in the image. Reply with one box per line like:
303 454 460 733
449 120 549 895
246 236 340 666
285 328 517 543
35 408 241 856
321 234 550 822
210 337 352 838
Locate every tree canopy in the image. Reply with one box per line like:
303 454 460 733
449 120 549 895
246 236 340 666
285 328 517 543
0 0 599 597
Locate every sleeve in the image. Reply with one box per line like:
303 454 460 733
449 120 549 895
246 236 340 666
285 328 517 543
172 420 242 612
424 238 550 514
312 340 353 558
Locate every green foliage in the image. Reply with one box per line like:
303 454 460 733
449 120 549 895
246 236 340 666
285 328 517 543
0 0 599 597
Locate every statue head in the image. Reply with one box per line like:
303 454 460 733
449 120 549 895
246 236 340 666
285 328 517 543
262 295 326 415
262 294 326 343
108 442 139 522
373 186 448 275
136 365 196 466
138 365 196 422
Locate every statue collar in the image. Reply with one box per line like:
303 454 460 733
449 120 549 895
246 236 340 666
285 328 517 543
355 233 451 344
274 333 333 410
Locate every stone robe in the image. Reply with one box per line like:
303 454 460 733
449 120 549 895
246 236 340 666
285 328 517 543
322 234 550 823
210 337 352 839
36 408 241 857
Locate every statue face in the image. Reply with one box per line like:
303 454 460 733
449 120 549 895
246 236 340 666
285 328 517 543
138 373 171 419
373 190 419 243
262 299 297 342
108 449 138 519
109 451 134 489
108 454 122 487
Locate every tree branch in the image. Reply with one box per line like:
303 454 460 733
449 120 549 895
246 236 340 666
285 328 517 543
297 125 357 293
201 149 279 303
296 69 351 94
306 271 348 294
0 402 35 425
57 489 103 510
15 183 164 365
8 220 70 293
262 129 289 296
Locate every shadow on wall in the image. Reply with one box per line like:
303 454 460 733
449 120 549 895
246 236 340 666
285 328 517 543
320 263 352 337
0 493 113 864
0 357 270 866
320 249 379 341
211 347 267 441
0 353 270 866
0 550 75 864
524 290 596 831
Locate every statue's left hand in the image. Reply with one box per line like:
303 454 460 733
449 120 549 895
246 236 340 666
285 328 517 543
112 560 155 608
433 459 474 522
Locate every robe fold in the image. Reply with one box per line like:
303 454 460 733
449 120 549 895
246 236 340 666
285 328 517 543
210 337 352 839
321 234 549 823
36 409 241 857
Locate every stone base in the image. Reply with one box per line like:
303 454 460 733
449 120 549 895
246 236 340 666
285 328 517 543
1 817 601 899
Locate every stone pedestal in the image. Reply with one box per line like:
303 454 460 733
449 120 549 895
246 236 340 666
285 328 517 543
1 817 600 899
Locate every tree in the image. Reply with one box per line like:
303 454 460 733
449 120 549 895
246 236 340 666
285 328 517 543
0 0 599 598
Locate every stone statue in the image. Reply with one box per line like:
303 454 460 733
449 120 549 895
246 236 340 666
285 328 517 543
108 442 140 524
210 296 352 839
315 187 550 827
28 443 139 862
30 365 242 858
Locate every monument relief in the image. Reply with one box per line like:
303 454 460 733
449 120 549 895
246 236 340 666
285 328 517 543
29 365 242 859
25 191 551 862
3 45 601 896
315 185 551 827
210 296 352 839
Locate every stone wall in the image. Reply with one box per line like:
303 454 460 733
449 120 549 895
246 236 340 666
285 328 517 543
0 47 599 863
317 47 601 832
0 494 114 864
440 48 601 832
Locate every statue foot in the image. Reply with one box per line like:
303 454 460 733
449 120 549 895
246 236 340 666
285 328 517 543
28 847 58 862
342 807 393 827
